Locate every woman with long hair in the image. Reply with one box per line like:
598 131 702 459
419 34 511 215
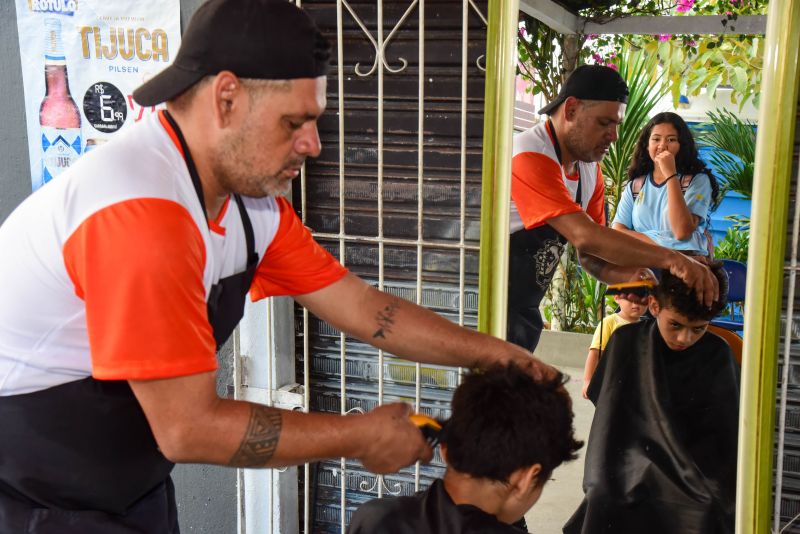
612 112 719 256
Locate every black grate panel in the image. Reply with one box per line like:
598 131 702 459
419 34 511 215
294 1 487 531
774 66 800 532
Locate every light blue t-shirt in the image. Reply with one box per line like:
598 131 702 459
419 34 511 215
612 173 712 254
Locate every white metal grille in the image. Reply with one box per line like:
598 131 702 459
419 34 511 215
294 1 487 531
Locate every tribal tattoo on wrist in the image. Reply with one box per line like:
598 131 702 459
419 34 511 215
228 406 282 467
373 297 401 339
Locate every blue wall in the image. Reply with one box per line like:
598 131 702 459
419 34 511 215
692 125 753 246
708 190 750 245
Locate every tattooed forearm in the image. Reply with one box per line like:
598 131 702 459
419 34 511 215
373 297 401 339
577 253 609 281
579 253 641 285
228 406 282 467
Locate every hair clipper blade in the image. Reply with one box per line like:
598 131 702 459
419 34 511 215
605 279 656 298
409 414 444 447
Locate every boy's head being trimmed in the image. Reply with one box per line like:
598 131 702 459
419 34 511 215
649 261 729 351
441 363 582 524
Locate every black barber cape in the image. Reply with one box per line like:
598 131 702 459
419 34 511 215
564 319 740 534
348 479 524 534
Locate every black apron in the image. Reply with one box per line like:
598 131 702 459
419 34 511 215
0 110 259 533
507 121 582 352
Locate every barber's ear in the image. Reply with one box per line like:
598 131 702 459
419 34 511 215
440 444 448 464
562 97 581 121
211 71 245 128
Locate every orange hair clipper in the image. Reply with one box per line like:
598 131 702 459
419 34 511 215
409 414 444 447
605 279 657 298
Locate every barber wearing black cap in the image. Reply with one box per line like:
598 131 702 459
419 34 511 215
507 65 718 352
0 1 550 532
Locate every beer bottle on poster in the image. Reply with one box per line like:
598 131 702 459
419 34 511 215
39 17 82 185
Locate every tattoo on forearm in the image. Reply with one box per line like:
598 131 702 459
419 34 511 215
578 253 608 280
373 297 401 339
228 406 282 467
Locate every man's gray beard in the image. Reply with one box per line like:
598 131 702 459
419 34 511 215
210 152 294 199
230 173 291 198
565 134 602 163
262 178 292 198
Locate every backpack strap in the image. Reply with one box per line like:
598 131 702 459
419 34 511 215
630 176 646 199
679 173 693 192
631 174 693 198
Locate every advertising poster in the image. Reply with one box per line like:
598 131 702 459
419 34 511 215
15 0 181 191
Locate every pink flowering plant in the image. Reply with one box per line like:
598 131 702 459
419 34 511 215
517 0 767 108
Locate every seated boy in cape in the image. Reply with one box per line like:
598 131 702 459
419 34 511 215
348 363 583 534
564 262 740 534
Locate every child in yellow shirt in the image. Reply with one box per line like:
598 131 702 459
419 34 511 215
582 295 645 399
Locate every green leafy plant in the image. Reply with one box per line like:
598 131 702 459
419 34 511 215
578 267 611 328
714 226 749 263
634 32 764 109
696 108 755 199
516 2 675 103
517 15 574 104
580 2 767 109
724 214 750 232
542 245 613 334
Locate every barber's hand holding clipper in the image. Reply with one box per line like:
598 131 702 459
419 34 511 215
355 403 433 473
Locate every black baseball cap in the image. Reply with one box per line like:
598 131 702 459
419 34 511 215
538 64 629 115
133 0 331 107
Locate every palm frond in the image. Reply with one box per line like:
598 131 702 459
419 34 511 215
602 50 670 220
696 109 755 198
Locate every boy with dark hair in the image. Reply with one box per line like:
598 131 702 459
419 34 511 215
564 262 740 534
348 363 583 534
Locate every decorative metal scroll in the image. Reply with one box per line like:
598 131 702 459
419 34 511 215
341 0 488 77
469 0 488 72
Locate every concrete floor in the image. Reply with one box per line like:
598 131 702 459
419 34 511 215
524 364 595 534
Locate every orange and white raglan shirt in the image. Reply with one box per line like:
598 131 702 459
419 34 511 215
510 121 605 233
0 112 347 396
509 121 605 294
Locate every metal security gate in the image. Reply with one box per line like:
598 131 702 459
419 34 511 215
736 1 800 532
772 74 800 532
292 1 488 531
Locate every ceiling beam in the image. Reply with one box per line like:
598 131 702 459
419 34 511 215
584 15 766 35
518 0 580 34
517 0 767 36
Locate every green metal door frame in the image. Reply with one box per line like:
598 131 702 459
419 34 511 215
478 0 519 339
737 1 800 532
